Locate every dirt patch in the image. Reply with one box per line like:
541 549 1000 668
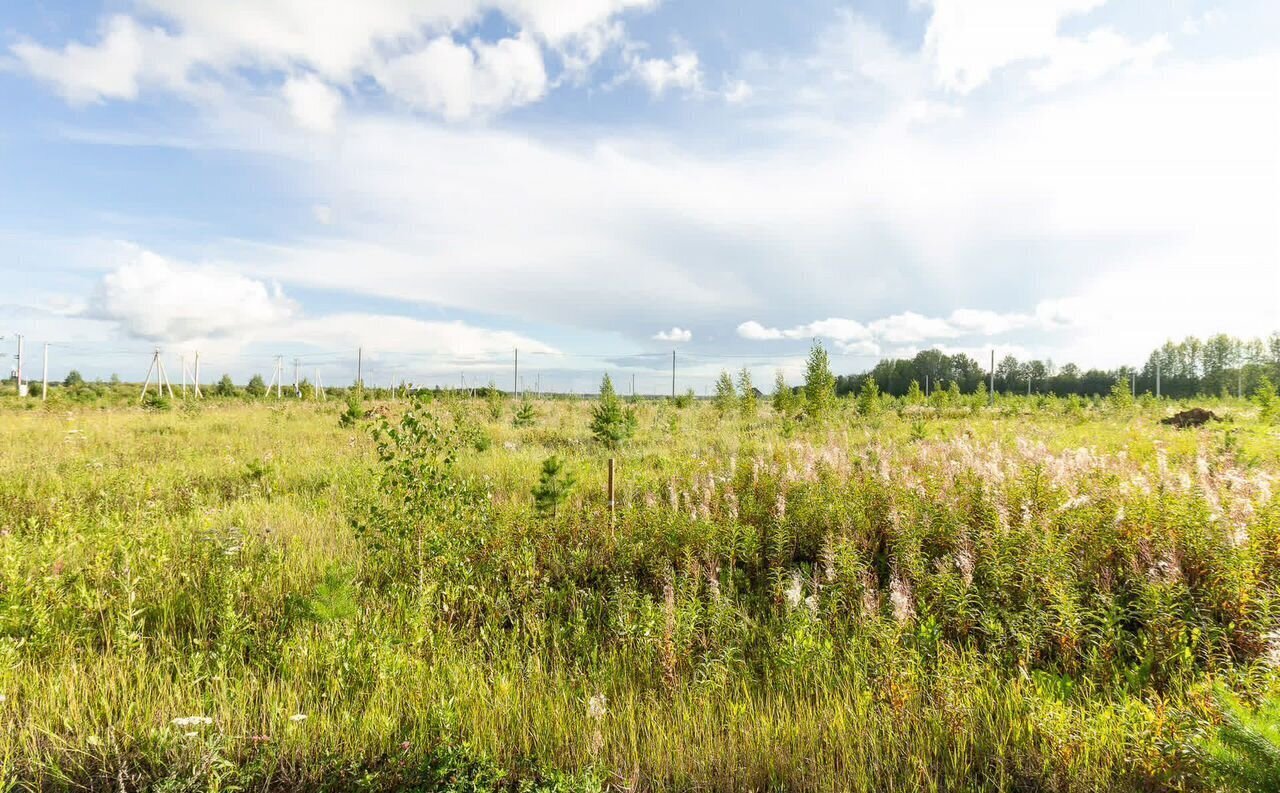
1160 408 1219 428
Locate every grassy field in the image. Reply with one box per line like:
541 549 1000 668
2 388 1279 791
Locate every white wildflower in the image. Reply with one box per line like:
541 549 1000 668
171 716 213 728
586 693 608 721
289 713 307 723
784 571 803 609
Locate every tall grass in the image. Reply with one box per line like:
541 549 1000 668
0 392 1277 790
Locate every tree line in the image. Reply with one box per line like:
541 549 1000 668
836 332 1280 399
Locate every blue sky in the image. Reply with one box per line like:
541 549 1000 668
1 0 1277 390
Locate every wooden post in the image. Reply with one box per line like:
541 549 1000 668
607 457 616 514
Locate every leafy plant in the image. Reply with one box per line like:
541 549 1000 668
1198 689 1280 792
803 340 836 418
713 370 737 417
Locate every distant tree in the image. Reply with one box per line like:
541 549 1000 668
246 374 267 397
713 370 737 416
1109 376 1134 409
737 367 757 418
772 371 795 415
1255 375 1277 423
109 373 121 385
214 374 237 397
590 374 636 447
63 370 84 387
905 379 924 403
803 340 836 417
947 380 962 403
856 377 881 416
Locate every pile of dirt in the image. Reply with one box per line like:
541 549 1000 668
1160 408 1219 428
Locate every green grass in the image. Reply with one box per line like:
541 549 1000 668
1 391 1278 790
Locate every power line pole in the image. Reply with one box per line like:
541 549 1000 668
293 357 301 397
356 347 363 389
180 354 188 398
193 351 202 398
513 348 518 396
15 334 23 396
41 342 48 401
316 367 325 400
988 350 995 406
1155 360 1161 399
671 349 676 399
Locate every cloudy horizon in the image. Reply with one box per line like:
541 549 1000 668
2 0 1277 389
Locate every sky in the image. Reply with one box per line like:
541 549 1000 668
1 0 1277 392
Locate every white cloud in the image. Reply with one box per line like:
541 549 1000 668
376 33 547 120
88 246 296 342
11 15 188 104
1027 29 1170 91
922 0 1169 94
283 74 342 132
10 0 653 121
723 79 752 103
652 326 692 342
629 50 701 97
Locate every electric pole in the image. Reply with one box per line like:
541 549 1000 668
357 347 363 390
15 334 23 397
1155 361 1160 399
193 352 202 398
513 348 518 396
989 350 995 406
671 349 676 399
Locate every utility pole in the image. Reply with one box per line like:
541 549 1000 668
180 354 187 398
536 372 541 398
293 358 301 397
924 375 929 397
631 372 636 398
356 347 363 390
41 342 48 401
1027 373 1031 397
15 334 23 396
513 348 518 396
193 352 202 398
1156 360 1161 399
1131 371 1136 398
140 348 175 402
671 349 676 399
989 350 995 406
315 368 325 400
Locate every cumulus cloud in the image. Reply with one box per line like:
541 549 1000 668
652 326 692 342
375 34 547 121
629 49 702 97
739 302 1085 352
9 0 657 121
88 247 296 342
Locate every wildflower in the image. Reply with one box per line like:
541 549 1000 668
0 693 6 703
889 573 915 624
251 735 272 745
784 571 803 609
400 740 411 751
289 713 307 723
586 693 608 721
171 716 213 728
775 492 787 522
